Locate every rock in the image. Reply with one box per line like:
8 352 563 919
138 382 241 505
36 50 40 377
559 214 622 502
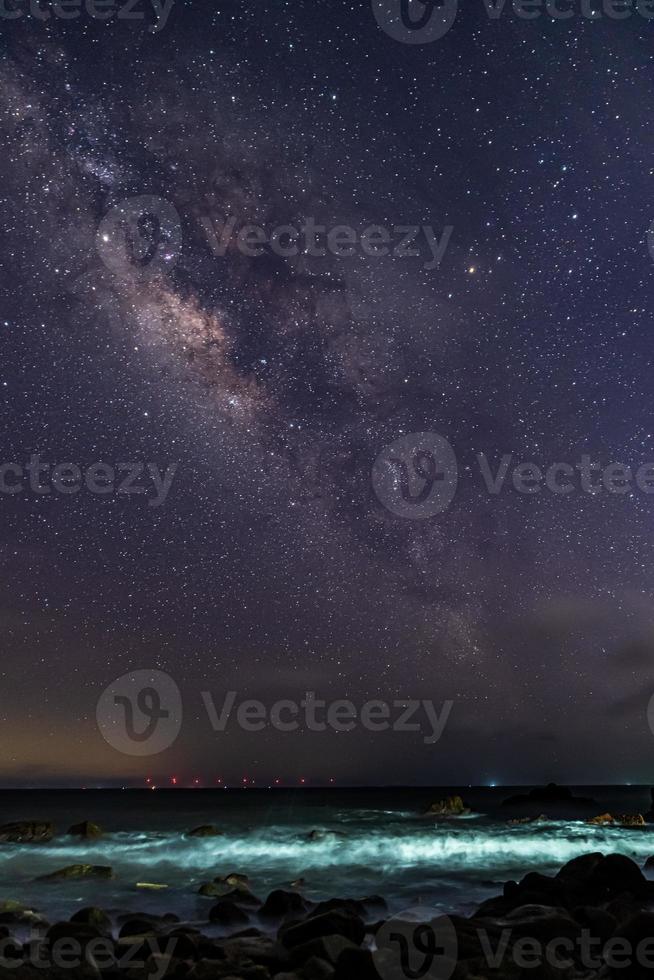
502 783 596 817
209 900 250 927
45 919 113 956
587 812 615 825
423 795 470 817
289 935 358 968
119 917 162 938
508 814 548 825
279 910 365 949
608 912 654 979
572 905 617 943
38 865 114 881
198 881 225 898
136 882 169 890
586 854 649 899
0 900 43 925
0 821 54 843
333 946 379 980
70 907 112 934
644 855 654 872
300 956 335 980
220 872 250 886
67 821 103 840
259 890 307 919
199 881 261 905
617 813 646 827
556 852 604 882
187 825 223 838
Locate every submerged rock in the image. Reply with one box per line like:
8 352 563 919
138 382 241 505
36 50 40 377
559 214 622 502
187 825 223 838
0 821 54 843
67 821 103 840
502 782 596 818
423 795 470 817
39 865 115 882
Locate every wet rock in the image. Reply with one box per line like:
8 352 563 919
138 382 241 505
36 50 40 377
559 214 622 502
572 905 617 943
587 813 615 825
219 872 249 887
333 946 379 980
608 912 654 979
423 795 470 817
259 890 307 919
67 821 103 840
209 901 250 927
556 853 604 883
119 917 162 938
199 880 261 905
502 783 596 818
306 830 346 842
0 901 43 926
187 825 223 838
280 910 365 949
38 865 114 882
299 955 335 980
508 814 548 825
0 821 54 843
617 813 646 828
289 935 359 969
586 854 649 899
70 908 112 934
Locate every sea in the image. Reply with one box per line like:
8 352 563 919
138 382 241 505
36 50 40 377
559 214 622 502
0 787 653 927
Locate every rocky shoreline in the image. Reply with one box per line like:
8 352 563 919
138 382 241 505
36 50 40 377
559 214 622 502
1 810 654 978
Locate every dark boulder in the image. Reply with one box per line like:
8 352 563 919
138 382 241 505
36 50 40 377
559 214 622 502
187 825 223 838
0 821 54 843
259 890 307 919
70 907 112 934
279 910 365 949
67 821 103 840
38 865 114 882
608 912 654 979
209 901 249 927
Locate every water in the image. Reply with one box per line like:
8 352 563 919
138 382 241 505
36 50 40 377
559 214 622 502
0 787 653 927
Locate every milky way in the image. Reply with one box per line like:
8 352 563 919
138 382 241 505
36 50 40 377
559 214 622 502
1 2 654 785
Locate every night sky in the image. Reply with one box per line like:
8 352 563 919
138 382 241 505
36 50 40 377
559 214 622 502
1 0 654 787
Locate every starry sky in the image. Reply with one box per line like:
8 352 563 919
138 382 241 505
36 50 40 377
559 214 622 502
1 0 654 787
